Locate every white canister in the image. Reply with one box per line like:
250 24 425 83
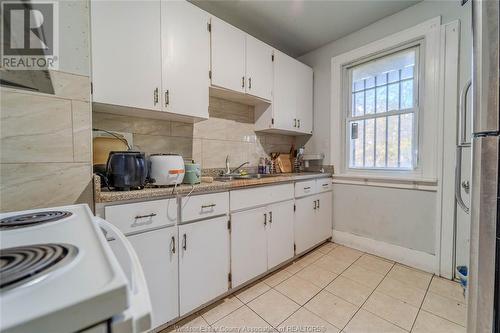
149 154 185 186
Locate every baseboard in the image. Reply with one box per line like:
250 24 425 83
332 230 438 274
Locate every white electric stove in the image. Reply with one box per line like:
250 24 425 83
0 204 151 333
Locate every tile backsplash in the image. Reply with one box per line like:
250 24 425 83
93 97 295 169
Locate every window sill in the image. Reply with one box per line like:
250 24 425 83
332 174 438 191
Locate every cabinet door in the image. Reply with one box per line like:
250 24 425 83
91 1 162 111
178 216 230 315
267 200 295 269
210 17 246 93
125 227 178 328
295 61 313 134
245 35 273 101
294 196 317 254
272 50 297 131
161 0 209 119
316 191 333 243
230 207 268 287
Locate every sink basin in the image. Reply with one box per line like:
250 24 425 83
215 173 280 181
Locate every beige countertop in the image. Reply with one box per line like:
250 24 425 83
94 172 332 203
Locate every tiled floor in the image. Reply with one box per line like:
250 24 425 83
163 242 466 333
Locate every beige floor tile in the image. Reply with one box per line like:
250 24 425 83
248 289 300 327
376 276 426 307
422 292 466 326
305 290 358 328
236 282 271 304
341 264 385 289
279 307 341 333
201 296 244 324
285 260 310 274
166 315 213 333
344 309 406 333
325 276 373 306
428 276 465 303
329 246 363 262
296 264 338 288
211 306 273 332
412 310 466 333
355 254 394 275
314 253 354 274
386 264 432 291
363 291 419 331
298 250 325 266
316 242 337 254
264 269 293 287
275 276 322 305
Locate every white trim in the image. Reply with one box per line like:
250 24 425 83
331 16 442 181
437 21 461 279
332 229 438 274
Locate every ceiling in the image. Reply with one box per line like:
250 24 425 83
190 0 421 57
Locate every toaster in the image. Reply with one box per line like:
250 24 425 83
149 154 185 186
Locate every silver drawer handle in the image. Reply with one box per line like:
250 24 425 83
201 204 216 209
171 236 176 254
304 186 311 190
322 183 329 187
132 213 156 227
182 234 187 251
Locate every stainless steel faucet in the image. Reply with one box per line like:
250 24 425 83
222 155 249 175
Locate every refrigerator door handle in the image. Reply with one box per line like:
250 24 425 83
458 80 472 146
455 146 470 214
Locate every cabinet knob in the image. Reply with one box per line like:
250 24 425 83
298 119 301 128
293 119 297 127
242 76 245 88
153 87 159 105
317 199 320 209
313 200 317 210
182 233 187 251
264 213 267 226
269 211 272 224
171 236 176 254
165 90 170 106
248 77 252 89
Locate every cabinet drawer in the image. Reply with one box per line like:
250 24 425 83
295 180 316 197
105 199 177 235
181 192 229 222
230 183 294 211
316 178 332 193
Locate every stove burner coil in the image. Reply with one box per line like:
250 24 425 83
0 244 78 292
0 211 72 230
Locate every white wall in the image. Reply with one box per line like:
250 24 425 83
298 0 471 271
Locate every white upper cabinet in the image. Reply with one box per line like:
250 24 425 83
255 50 313 135
91 1 162 111
210 17 246 93
161 0 210 119
295 62 313 134
272 50 297 131
245 35 273 101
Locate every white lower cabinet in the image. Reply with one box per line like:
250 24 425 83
294 196 317 254
267 200 295 269
126 226 179 328
294 190 333 254
178 216 230 315
231 206 269 288
231 199 295 287
316 191 333 244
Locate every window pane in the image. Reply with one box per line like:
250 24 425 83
400 113 413 168
376 86 387 113
375 117 387 167
366 77 375 89
353 80 364 92
353 92 364 116
387 83 399 111
364 119 375 167
349 120 364 168
365 89 375 114
388 70 399 83
400 80 413 109
387 115 399 168
376 73 387 86
401 65 414 79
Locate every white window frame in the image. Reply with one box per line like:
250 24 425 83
344 42 423 172
331 17 441 182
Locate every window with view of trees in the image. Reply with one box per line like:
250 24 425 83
346 46 419 170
